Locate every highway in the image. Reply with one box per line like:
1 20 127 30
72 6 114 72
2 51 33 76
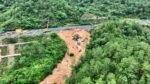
0 20 150 38
0 25 96 38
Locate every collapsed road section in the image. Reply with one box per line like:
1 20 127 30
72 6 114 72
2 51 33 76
41 29 90 84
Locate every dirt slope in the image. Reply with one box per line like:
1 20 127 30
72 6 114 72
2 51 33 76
40 29 90 84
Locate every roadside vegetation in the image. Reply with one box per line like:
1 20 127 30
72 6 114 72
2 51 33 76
0 0 150 83
67 20 150 84
0 33 67 84
0 0 150 31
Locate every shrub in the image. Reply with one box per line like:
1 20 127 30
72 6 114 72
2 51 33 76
67 20 150 84
0 33 67 84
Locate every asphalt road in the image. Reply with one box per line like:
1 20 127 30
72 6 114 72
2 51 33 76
0 25 96 38
0 20 150 38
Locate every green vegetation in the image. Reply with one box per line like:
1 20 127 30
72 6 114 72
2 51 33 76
67 20 150 84
73 0 150 19
0 0 150 83
0 0 150 30
0 33 67 84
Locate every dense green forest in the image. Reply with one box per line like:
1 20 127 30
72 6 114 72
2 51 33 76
67 20 150 84
0 34 67 84
0 0 150 30
0 0 150 83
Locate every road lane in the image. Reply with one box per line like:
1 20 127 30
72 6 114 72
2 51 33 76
0 25 96 38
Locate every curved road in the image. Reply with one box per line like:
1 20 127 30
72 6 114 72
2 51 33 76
0 20 150 38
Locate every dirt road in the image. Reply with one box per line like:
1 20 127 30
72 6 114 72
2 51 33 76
40 29 90 84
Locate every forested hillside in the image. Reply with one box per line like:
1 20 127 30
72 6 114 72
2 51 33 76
0 0 150 30
67 20 150 84
0 34 67 84
0 0 150 84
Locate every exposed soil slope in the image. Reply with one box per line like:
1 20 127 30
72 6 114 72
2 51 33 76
41 29 90 84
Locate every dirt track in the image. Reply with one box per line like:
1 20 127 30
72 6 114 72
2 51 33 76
40 29 90 84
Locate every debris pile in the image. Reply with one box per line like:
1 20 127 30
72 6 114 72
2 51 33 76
41 29 90 84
